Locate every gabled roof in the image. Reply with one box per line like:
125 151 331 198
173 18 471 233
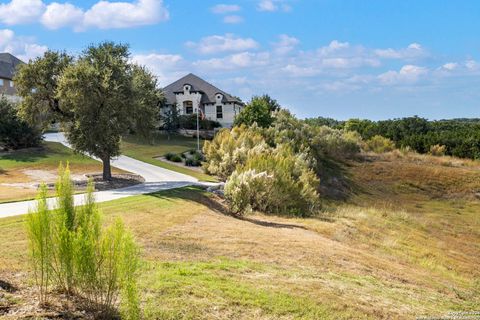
0 53 24 80
163 73 243 105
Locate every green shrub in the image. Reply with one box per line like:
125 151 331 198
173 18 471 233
225 146 319 217
26 164 141 318
312 126 362 159
185 158 201 167
178 114 221 130
233 96 274 128
429 144 446 156
203 110 360 216
26 184 53 304
165 152 182 162
363 135 396 153
165 152 176 160
203 125 268 179
170 154 183 162
224 169 275 214
0 96 42 150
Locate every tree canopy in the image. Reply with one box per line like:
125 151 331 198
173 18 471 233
16 42 162 180
233 95 276 128
15 51 73 128
0 96 42 150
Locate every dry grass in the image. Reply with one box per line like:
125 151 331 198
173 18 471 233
1 152 479 319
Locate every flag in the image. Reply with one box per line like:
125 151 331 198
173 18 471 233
198 107 205 120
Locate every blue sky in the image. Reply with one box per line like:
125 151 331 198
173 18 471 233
1 0 479 120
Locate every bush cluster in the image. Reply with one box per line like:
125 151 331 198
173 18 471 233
308 116 480 160
178 114 221 130
224 146 319 216
0 97 42 150
166 151 204 166
363 135 396 153
26 164 140 319
204 110 362 216
165 152 182 162
429 144 447 156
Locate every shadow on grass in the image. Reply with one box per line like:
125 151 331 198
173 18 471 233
0 279 17 293
318 156 367 201
0 147 49 164
147 186 308 230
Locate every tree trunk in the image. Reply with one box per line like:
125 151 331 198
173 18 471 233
102 156 112 181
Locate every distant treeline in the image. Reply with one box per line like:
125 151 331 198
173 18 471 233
305 116 480 159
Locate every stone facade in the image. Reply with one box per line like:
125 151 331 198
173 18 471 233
163 73 244 128
0 53 23 103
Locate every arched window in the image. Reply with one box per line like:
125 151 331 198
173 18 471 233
183 101 193 114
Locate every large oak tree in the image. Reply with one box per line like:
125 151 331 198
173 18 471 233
16 42 162 180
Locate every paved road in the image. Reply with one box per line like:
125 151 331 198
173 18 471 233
0 133 211 219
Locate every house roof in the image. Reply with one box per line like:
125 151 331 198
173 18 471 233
0 53 24 80
163 73 244 105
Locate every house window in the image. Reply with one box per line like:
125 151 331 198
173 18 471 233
216 105 223 119
0 79 3 86
9 80 14 88
183 101 193 114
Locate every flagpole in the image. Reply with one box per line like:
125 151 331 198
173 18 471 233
196 106 200 152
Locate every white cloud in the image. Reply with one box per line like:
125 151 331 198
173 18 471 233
375 43 426 60
132 53 186 86
273 34 299 54
323 57 380 69
223 15 243 24
282 64 319 77
0 29 47 61
465 59 479 71
41 2 84 30
186 34 259 55
130 39 478 100
322 81 361 93
441 62 458 71
434 59 480 77
194 52 270 70
0 0 45 25
83 0 169 30
317 40 351 56
378 65 428 85
257 0 291 12
0 0 169 30
211 4 241 14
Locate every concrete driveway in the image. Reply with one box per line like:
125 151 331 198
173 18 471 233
0 133 210 219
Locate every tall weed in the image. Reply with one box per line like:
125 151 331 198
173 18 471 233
26 163 141 318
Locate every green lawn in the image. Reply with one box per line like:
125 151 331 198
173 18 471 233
0 142 110 203
0 141 98 170
121 133 217 182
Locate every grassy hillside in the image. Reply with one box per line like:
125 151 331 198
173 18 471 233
0 152 479 319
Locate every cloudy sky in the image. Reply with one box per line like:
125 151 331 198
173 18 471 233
1 0 479 120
